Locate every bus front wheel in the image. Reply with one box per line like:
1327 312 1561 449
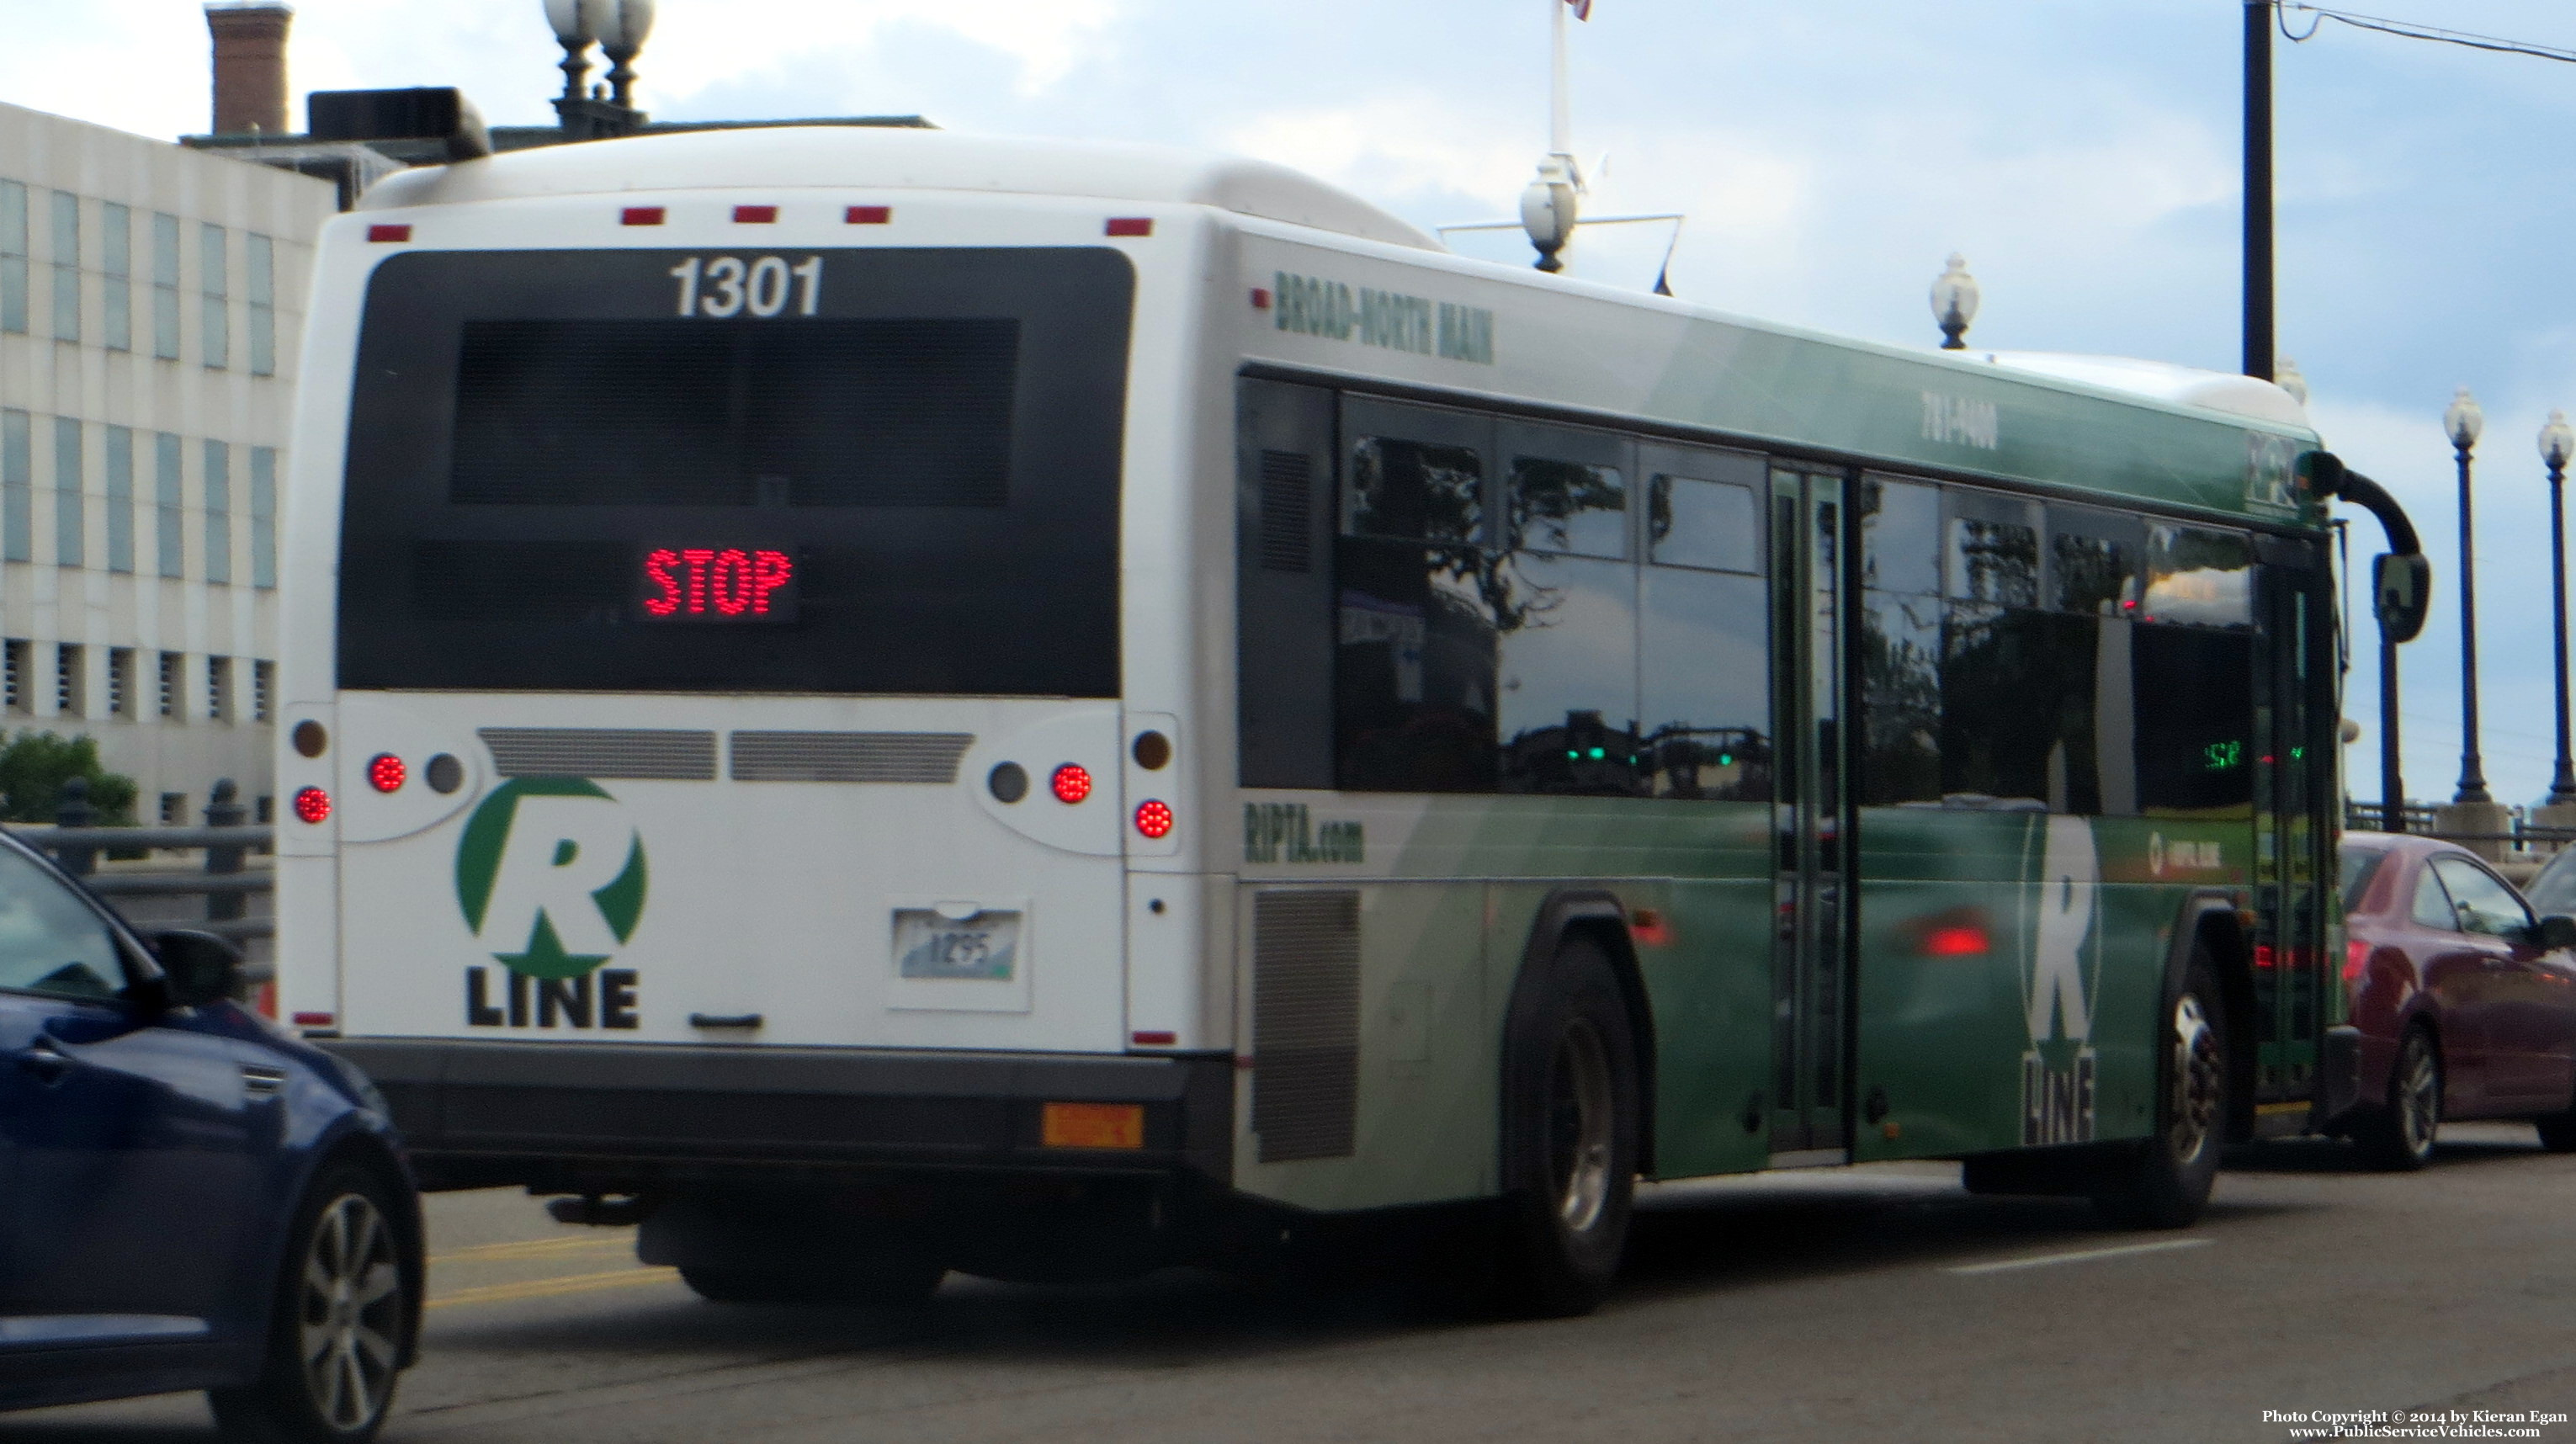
2092 953 2228 1229
1494 936 1640 1318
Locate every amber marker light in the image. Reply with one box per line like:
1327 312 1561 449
1041 1102 1145 1149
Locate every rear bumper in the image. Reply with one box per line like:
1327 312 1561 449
2317 1024 2368 1131
322 1038 1234 1192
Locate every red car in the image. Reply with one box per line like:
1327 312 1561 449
2336 832 2576 1168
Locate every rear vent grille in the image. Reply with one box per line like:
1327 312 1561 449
1258 450 1313 573
1251 889 1361 1163
728 731 975 783
479 728 718 780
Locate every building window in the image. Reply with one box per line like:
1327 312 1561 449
250 446 276 587
252 659 272 722
199 223 227 369
1 409 27 562
107 647 133 718
48 192 78 345
159 792 183 826
157 650 179 719
54 645 82 719
104 426 133 573
2 640 24 714
0 180 25 335
99 201 130 353
206 655 231 722
204 440 231 583
151 213 180 360
247 233 275 377
255 794 274 825
52 417 81 568
154 433 183 578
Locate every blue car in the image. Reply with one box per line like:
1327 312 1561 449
0 830 421 1441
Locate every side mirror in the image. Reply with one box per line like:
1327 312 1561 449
2538 916 2576 952
2373 553 2432 645
151 929 246 1009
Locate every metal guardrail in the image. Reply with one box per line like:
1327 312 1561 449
11 776 275 946
2344 800 2576 853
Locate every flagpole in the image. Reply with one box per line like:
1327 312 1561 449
1550 0 1571 158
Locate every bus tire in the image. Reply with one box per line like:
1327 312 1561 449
1494 935 1640 1318
2356 1026 2441 1171
679 1256 944 1308
2092 952 2228 1229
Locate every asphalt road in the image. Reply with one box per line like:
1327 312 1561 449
15 1123 2576 1444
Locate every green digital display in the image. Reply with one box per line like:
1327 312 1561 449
2204 740 2244 772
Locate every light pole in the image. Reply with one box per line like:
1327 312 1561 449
2546 410 2576 804
1931 254 1978 350
2448 387 2490 804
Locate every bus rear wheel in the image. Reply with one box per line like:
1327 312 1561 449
2092 953 2227 1229
1493 936 1640 1318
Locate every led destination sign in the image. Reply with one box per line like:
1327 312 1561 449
640 546 798 623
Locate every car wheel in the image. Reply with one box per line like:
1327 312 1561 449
2358 1027 2441 1171
209 1164 411 1444
1491 936 1640 1318
680 1257 944 1307
2094 953 2228 1229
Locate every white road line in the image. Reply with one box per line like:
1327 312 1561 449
1946 1237 2212 1276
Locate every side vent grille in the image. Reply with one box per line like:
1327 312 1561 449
1257 450 1313 573
728 731 974 783
479 728 717 780
1252 889 1360 1163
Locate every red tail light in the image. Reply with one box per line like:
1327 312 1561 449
1134 799 1174 839
2345 938 2372 984
1051 764 1093 804
366 753 406 793
293 786 332 824
2254 943 2276 970
1921 924 1989 958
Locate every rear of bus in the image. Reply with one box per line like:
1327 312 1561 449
274 131 1235 1275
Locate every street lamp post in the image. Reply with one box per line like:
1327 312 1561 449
2448 387 2491 804
2546 410 2576 804
1931 254 1978 350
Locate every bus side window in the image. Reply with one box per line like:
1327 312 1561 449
1333 398 1499 794
1235 379 1336 789
1640 445 1770 802
2133 622 2255 817
1494 421 1639 796
1858 476 1941 806
2142 524 2254 629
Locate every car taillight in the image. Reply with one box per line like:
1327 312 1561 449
1051 763 1092 804
293 786 332 824
2345 938 2372 984
367 753 406 793
1134 799 1173 839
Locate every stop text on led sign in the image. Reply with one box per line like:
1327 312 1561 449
640 547 797 623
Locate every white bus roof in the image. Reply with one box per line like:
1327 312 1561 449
356 125 1446 253
1984 352 2311 428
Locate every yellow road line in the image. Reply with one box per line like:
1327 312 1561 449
428 1266 680 1310
430 1235 635 1266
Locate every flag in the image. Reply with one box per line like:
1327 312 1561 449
1566 0 1592 19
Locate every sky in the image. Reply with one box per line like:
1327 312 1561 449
5 0 2574 809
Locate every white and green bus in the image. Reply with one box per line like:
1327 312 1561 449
279 115 2362 1314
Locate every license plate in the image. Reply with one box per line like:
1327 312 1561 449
892 910 1021 982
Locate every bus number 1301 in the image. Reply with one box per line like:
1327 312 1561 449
670 256 823 318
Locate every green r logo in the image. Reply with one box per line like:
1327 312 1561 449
454 778 648 980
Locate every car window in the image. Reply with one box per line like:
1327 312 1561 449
2410 866 2459 932
0 845 124 1001
2340 847 2386 913
2430 857 2533 939
2528 851 2576 916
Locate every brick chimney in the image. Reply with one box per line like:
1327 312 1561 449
205 3 294 136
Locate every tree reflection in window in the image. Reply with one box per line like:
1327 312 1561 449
2053 533 2138 616
1346 437 1483 545
1508 456 1626 559
1946 517 2038 608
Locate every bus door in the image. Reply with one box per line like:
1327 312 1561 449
1767 466 1852 1160
2253 538 2334 1110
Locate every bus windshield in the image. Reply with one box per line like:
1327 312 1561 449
335 246 1132 696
